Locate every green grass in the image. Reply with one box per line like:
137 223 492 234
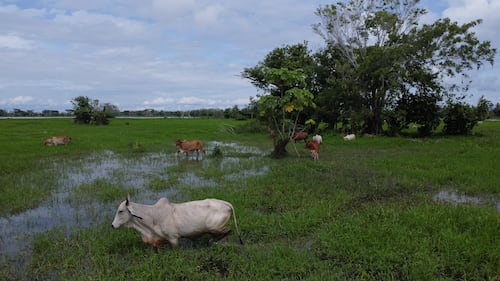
0 118 248 215
0 118 499 280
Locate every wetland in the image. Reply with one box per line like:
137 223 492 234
1 118 498 280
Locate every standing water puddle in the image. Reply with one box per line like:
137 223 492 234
433 189 500 212
0 142 269 262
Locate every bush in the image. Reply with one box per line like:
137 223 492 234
443 102 477 135
72 96 117 125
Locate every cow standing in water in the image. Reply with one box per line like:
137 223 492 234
43 136 72 146
175 139 205 158
111 195 243 250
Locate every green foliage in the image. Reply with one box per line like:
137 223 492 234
210 145 223 158
443 101 478 135
492 103 500 118
71 96 118 125
476 95 492 121
72 96 93 124
244 65 316 157
396 92 441 136
311 0 496 136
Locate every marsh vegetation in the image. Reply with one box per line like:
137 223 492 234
0 118 498 280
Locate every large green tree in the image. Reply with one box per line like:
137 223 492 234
313 0 496 135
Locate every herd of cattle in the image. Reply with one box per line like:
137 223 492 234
43 132 359 160
43 130 359 250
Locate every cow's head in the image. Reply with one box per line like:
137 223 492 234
111 195 142 229
174 139 183 147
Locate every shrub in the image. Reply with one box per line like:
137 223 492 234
443 102 477 135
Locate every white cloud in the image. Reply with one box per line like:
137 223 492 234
143 97 175 106
0 34 34 49
178 96 216 105
442 0 500 41
0 95 34 105
0 0 498 113
194 5 225 26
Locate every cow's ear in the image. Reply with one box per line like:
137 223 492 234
127 206 143 220
126 194 131 205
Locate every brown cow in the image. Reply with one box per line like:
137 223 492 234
175 139 205 157
306 140 320 160
292 131 308 143
43 136 71 146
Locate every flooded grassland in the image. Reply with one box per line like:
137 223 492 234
0 142 269 265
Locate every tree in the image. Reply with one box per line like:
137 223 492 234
245 67 315 157
492 103 500 118
475 96 492 121
72 96 94 124
443 101 477 135
313 0 496 135
243 43 317 157
72 96 118 125
395 92 441 136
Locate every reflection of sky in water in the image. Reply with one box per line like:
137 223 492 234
0 143 268 260
433 189 500 212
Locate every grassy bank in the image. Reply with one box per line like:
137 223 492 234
0 118 498 280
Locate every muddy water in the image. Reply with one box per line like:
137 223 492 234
0 142 269 260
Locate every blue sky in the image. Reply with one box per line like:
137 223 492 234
0 0 498 112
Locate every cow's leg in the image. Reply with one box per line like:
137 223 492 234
211 227 232 243
168 238 179 249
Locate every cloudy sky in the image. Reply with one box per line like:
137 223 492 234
0 0 498 112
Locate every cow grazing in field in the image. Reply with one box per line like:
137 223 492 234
312 134 323 144
175 139 205 157
292 131 308 143
306 140 320 160
43 136 71 146
343 134 356 141
111 196 243 250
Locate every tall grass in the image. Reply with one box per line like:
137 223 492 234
0 118 499 280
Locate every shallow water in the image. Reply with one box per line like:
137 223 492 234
0 142 269 260
433 189 500 212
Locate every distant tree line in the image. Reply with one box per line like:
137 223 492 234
0 108 73 117
0 97 254 121
1 99 500 125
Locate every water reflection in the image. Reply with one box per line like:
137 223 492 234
433 189 500 212
0 142 269 260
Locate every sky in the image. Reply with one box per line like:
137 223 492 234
0 0 498 112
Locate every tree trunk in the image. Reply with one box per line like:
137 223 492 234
271 138 290 158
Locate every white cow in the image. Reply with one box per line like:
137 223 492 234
111 195 243 249
343 134 356 141
312 134 323 144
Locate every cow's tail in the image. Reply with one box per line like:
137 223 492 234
230 203 244 245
